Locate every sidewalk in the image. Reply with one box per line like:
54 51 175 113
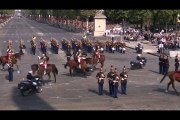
124 41 159 56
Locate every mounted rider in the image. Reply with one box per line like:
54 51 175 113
6 40 14 63
95 46 102 63
76 49 86 68
38 54 49 75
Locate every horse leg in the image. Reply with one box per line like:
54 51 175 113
83 69 86 78
16 64 19 71
69 68 71 76
47 73 51 80
2 64 5 70
166 81 172 93
172 81 179 96
53 73 56 83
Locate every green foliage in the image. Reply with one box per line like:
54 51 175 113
24 9 180 28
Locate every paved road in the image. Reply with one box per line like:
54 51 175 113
0 16 180 110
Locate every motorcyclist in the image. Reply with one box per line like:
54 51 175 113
136 54 143 64
26 71 40 90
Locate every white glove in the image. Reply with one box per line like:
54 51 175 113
38 56 40 59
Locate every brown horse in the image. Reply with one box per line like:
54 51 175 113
0 53 21 70
64 60 87 77
31 64 58 83
90 53 105 68
160 71 180 96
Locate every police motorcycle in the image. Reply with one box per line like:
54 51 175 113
130 55 147 70
17 71 43 96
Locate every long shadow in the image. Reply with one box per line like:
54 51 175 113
12 86 55 110
61 70 92 77
88 89 111 96
152 88 178 96
149 70 160 74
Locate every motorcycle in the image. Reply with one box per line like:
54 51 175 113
130 57 147 70
17 73 43 96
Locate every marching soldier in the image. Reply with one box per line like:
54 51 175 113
96 68 105 95
7 55 14 82
31 35 36 55
113 69 119 98
19 39 26 55
38 54 49 75
163 55 169 75
107 65 115 96
120 66 128 95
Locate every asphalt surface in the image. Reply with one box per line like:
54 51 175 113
0 16 180 110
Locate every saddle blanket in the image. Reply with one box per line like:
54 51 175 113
175 73 180 78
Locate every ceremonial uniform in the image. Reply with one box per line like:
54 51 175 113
31 36 36 55
120 72 128 95
95 46 102 62
159 54 164 74
19 39 26 55
96 68 105 95
38 54 49 75
163 56 169 75
107 66 115 96
113 74 119 98
7 58 14 82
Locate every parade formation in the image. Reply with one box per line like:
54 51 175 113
1 10 180 110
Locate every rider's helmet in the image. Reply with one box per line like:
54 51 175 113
42 54 45 57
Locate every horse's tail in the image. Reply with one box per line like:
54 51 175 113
160 73 168 83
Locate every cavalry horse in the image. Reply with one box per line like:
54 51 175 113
31 63 58 83
64 59 88 77
160 71 180 96
86 53 105 68
0 53 21 70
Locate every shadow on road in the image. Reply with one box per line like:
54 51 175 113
88 89 111 96
149 70 160 74
12 86 55 110
152 88 178 96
